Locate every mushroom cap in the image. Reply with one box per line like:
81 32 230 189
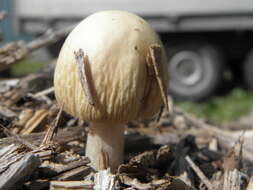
54 10 168 123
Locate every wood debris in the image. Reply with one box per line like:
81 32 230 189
94 169 118 190
0 27 72 70
20 108 49 134
185 155 214 190
246 176 253 190
0 149 41 190
50 180 93 190
0 79 19 93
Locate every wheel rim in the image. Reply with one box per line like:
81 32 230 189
169 51 203 87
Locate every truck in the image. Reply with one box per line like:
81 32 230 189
1 0 253 101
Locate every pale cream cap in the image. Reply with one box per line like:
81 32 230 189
54 10 168 123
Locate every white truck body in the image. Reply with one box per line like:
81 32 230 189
14 0 253 33
2 0 253 100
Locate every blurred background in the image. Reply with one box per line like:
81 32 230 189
1 0 253 125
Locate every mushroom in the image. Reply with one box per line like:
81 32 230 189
54 10 169 172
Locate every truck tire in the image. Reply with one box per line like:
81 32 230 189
243 50 253 90
167 44 224 101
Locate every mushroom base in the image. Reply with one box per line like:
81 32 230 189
85 122 124 172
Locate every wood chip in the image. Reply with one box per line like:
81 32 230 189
0 105 17 119
94 169 117 190
40 158 90 179
14 108 34 127
246 176 253 190
221 135 249 190
185 155 215 190
223 169 248 190
50 180 93 190
20 109 49 134
0 152 41 190
54 166 91 181
130 145 171 168
120 175 193 190
0 79 19 93
119 175 152 190
33 86 54 97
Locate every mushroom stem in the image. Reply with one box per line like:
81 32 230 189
85 122 124 172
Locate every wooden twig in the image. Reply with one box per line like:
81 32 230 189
0 26 72 70
0 124 38 150
98 151 110 170
54 166 92 181
74 49 95 106
185 155 214 190
40 106 63 147
50 158 90 174
27 93 53 105
0 126 85 148
34 149 54 161
142 51 155 102
149 44 169 112
156 106 164 122
27 26 73 50
50 181 93 190
33 86 54 97
155 96 173 121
